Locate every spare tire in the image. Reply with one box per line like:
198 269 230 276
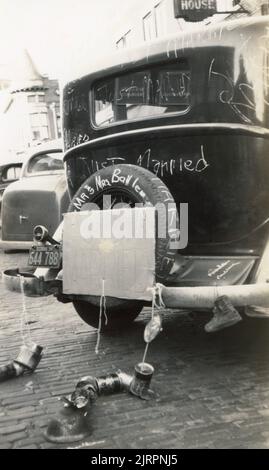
68 164 178 330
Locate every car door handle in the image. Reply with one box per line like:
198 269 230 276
19 215 28 224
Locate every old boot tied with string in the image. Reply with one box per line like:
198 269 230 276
205 295 242 333
129 283 164 400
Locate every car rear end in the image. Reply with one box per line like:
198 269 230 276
1 175 65 250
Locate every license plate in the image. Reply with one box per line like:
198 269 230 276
28 245 62 268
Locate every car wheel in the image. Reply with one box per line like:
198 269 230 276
73 299 144 331
68 164 178 329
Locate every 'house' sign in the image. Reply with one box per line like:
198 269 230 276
174 0 217 21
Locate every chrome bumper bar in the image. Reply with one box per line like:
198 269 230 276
159 283 269 309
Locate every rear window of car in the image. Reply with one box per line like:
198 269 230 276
93 61 191 127
27 152 64 174
2 165 22 182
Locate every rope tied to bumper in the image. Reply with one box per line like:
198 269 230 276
95 279 108 355
150 283 166 315
19 275 34 348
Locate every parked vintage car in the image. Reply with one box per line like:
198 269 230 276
3 15 269 332
0 162 22 211
0 140 70 250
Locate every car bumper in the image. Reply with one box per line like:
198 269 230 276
158 283 269 310
2 265 269 314
0 240 33 251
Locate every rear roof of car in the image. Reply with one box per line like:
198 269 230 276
62 15 267 85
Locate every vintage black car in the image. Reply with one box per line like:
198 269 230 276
4 15 269 332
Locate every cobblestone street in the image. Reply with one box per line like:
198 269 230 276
1 249 269 449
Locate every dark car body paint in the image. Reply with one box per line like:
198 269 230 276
61 16 269 286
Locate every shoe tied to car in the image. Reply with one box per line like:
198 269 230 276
205 295 242 333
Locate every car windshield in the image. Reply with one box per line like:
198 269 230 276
93 61 191 127
27 151 64 174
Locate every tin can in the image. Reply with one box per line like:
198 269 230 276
96 373 123 395
129 362 154 398
14 344 43 371
117 371 133 391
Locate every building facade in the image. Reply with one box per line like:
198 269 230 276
114 0 269 48
0 50 61 162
